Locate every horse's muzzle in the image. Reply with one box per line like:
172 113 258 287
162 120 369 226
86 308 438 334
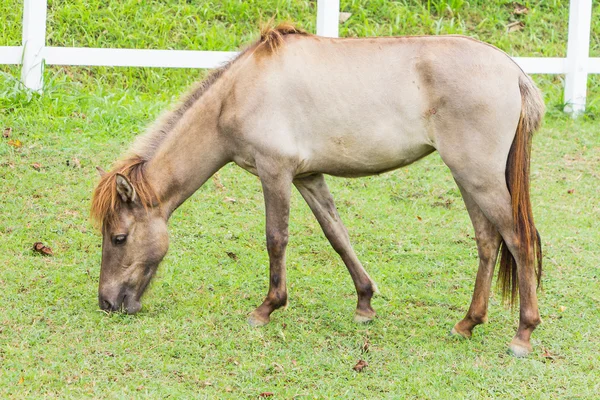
98 292 142 314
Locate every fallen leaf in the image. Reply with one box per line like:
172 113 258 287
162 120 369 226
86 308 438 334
33 242 53 256
541 348 557 361
567 189 575 194
362 339 370 353
224 197 236 203
513 3 528 15
416 215 422 221
559 306 566 312
66 158 81 168
31 163 41 171
18 376 24 385
339 12 352 23
259 392 274 397
507 21 524 33
2 127 11 138
226 251 238 261
225 387 233 393
71 111 87 119
353 359 368 372
212 174 225 190
7 139 22 148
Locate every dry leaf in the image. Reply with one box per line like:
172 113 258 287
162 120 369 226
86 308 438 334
507 21 524 33
66 158 81 168
513 3 528 15
559 306 566 312
71 111 87 119
259 392 274 398
33 242 53 256
567 189 575 194
339 12 352 23
2 127 11 138
212 174 225 190
7 139 22 148
224 197 236 203
416 215 422 221
362 339 370 353
226 251 238 261
353 359 368 372
18 376 24 384
31 163 41 171
541 348 557 361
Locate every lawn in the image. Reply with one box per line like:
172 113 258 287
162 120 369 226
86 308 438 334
1 0 599 398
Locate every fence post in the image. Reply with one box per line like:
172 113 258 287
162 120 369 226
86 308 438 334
564 0 593 116
316 0 340 38
21 0 48 92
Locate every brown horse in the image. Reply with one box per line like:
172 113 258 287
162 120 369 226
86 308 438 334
91 25 544 356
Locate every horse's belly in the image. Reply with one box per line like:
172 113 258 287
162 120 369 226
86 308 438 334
299 132 435 178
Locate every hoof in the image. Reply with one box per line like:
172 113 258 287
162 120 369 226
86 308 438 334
508 338 532 357
247 312 269 328
450 323 472 339
354 310 375 324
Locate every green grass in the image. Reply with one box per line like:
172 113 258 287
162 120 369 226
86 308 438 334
1 0 600 398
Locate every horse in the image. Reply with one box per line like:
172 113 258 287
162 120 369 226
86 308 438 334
91 24 544 357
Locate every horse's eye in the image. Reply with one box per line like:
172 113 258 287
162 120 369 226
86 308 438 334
113 234 127 246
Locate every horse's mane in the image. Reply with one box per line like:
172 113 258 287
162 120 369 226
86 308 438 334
91 24 308 228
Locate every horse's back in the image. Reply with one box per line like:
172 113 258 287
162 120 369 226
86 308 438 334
229 35 524 177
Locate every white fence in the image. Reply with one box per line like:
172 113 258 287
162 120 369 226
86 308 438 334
1 0 598 115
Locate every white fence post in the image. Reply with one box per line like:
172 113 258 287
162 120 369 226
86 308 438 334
21 0 48 92
316 0 340 38
564 0 593 116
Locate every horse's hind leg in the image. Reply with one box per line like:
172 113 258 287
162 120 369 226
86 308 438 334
294 174 377 322
451 182 501 338
449 169 541 356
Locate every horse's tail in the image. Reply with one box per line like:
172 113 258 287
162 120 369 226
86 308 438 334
498 74 545 305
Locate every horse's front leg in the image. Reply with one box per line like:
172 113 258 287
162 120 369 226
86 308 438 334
248 165 293 327
294 174 377 322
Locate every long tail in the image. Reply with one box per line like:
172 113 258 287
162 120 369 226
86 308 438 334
497 74 545 305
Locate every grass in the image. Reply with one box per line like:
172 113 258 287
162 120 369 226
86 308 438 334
1 0 600 398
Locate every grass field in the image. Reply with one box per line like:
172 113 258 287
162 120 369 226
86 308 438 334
2 1 600 398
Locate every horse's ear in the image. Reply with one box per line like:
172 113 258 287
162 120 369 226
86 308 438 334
96 166 107 177
115 173 137 203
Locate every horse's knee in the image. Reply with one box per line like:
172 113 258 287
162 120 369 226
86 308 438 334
266 230 289 256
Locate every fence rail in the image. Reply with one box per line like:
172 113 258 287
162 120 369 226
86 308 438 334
1 0 597 115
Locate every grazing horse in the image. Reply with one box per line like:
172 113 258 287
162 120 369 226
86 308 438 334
92 25 544 356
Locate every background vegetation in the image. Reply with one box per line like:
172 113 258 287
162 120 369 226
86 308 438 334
1 0 599 398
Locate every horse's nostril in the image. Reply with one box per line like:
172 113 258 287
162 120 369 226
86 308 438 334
100 298 113 311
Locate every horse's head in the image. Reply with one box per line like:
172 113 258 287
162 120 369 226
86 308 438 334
93 165 168 314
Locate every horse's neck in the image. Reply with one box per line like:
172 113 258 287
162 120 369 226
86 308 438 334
145 99 230 217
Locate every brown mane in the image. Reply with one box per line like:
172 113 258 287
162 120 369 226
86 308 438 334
258 23 308 53
91 24 307 228
91 157 157 228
